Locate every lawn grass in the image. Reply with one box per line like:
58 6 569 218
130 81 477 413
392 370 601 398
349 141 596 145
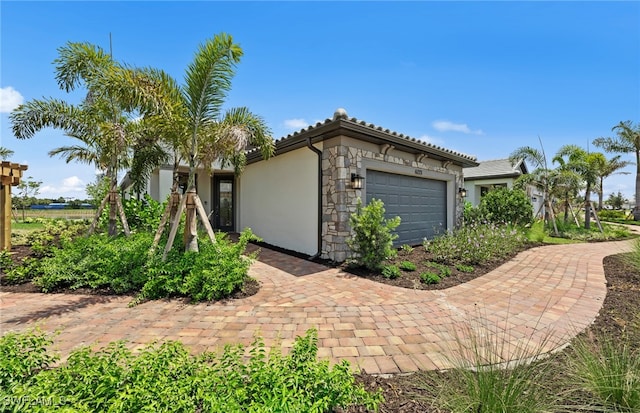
526 221 583 244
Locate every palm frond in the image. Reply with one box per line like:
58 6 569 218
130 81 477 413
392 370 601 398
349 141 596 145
10 98 89 140
184 33 242 130
54 42 113 93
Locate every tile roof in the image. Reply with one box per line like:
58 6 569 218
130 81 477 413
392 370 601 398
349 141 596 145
247 108 478 167
464 158 527 179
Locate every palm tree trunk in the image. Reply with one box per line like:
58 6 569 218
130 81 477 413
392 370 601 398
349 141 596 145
183 189 198 252
563 192 569 223
598 177 604 210
584 184 592 230
635 152 640 221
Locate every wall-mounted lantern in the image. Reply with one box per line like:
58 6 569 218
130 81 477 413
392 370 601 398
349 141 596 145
458 187 467 198
351 173 365 190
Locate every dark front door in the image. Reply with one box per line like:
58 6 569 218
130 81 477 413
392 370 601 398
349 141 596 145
213 175 234 232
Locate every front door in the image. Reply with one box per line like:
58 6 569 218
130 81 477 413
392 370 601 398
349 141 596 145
213 175 234 232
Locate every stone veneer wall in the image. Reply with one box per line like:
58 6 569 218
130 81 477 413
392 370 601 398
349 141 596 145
321 143 464 262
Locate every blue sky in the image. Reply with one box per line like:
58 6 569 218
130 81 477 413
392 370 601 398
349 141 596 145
1 1 639 200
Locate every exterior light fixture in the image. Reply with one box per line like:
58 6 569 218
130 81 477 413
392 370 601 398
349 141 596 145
458 187 467 198
351 173 364 190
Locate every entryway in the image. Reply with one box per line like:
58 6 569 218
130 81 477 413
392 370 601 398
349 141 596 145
212 175 234 232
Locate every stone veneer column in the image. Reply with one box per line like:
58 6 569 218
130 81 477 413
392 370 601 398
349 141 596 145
321 144 361 262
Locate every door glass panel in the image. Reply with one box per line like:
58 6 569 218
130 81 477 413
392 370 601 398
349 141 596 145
218 180 233 228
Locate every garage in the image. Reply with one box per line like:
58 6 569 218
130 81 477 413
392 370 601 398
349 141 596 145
366 169 447 246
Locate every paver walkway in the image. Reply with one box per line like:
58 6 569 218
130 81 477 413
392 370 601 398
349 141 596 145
0 240 633 374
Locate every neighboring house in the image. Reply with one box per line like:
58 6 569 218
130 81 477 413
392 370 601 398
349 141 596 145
463 158 545 217
124 109 478 262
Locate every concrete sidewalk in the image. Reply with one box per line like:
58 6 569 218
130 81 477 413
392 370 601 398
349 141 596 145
0 240 632 374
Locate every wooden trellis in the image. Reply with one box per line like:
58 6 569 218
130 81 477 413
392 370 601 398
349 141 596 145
1 161 28 250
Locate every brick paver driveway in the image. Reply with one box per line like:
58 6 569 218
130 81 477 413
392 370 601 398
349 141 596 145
0 240 633 374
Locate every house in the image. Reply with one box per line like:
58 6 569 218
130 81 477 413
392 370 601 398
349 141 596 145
126 109 478 262
463 158 545 217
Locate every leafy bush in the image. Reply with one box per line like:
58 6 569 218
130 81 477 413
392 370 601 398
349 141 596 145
478 187 533 226
0 250 13 273
26 219 88 258
426 261 452 277
425 222 527 265
598 209 627 221
382 265 401 279
553 220 632 241
455 263 475 273
122 195 165 232
400 244 414 255
1 329 382 413
4 258 40 285
348 198 401 271
399 261 417 271
23 228 257 303
420 272 440 284
0 329 58 393
33 232 152 293
463 201 483 224
569 336 640 411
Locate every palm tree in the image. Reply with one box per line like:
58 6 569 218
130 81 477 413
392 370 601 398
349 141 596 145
593 121 640 220
9 42 144 236
553 145 601 230
0 147 13 160
121 34 274 254
510 144 559 234
593 154 631 210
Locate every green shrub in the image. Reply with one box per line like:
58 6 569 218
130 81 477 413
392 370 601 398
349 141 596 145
122 195 165 232
463 200 483 224
426 261 452 277
382 265 401 279
347 198 401 271
420 272 441 284
33 232 152 293
455 263 475 273
598 209 627 221
569 336 640 411
26 219 88 258
4 258 39 284
0 329 58 392
1 329 382 413
0 250 13 273
399 261 417 271
425 222 527 265
478 187 533 226
400 244 414 255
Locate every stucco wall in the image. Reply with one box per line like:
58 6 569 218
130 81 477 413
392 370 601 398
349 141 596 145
238 145 320 256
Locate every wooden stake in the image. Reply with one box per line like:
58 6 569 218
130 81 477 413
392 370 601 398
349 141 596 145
162 194 187 261
115 193 131 236
88 193 110 235
193 194 217 245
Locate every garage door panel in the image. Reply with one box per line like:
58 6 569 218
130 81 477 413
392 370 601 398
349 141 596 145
366 170 447 246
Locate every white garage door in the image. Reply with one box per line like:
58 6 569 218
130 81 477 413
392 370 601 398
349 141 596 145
366 170 447 246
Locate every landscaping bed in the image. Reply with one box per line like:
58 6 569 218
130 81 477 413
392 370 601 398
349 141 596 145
342 241 543 291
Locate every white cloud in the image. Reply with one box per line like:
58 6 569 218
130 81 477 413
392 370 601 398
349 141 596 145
0 86 24 113
418 134 445 146
283 118 309 130
432 120 484 135
40 176 86 197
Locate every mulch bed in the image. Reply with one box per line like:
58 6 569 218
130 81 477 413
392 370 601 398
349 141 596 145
340 242 544 291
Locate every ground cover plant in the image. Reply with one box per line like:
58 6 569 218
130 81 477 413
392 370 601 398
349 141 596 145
1 224 260 304
0 329 382 413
